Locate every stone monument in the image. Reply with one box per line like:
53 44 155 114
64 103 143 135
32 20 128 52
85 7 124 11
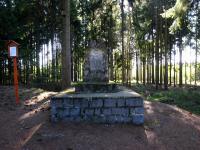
51 41 144 125
84 41 108 82
75 41 117 93
83 48 108 82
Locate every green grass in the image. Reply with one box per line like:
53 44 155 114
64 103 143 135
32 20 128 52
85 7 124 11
131 84 200 115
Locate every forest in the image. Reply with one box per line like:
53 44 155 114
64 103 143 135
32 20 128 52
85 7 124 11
0 0 200 90
1 0 200 149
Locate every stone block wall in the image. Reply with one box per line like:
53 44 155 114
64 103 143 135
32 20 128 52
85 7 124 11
51 97 144 125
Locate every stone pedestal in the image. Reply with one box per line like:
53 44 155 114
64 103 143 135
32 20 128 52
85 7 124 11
51 89 144 125
50 41 144 125
75 82 118 93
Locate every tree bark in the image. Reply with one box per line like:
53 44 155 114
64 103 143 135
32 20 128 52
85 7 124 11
120 0 125 84
164 16 168 90
179 34 183 87
136 51 139 84
174 44 176 87
155 6 159 89
61 0 71 88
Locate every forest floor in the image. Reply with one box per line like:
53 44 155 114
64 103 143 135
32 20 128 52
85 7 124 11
0 86 200 150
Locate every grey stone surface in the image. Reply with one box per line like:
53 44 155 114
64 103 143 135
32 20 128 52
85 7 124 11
63 117 74 122
85 109 94 116
94 108 101 116
102 108 112 115
106 115 126 123
123 116 132 122
73 116 82 122
130 107 144 115
93 115 106 123
73 99 82 107
111 108 129 116
58 110 64 118
90 99 103 108
83 47 108 82
126 98 143 107
70 108 80 116
81 99 89 107
62 108 70 116
56 88 141 99
63 99 73 107
105 115 117 123
132 114 144 125
116 99 125 107
51 98 63 107
82 115 93 121
51 105 57 115
75 83 118 93
104 99 116 107
51 88 144 125
80 109 85 115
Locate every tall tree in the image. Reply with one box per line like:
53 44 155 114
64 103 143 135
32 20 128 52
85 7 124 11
120 0 125 84
61 0 71 88
155 5 160 89
164 6 168 90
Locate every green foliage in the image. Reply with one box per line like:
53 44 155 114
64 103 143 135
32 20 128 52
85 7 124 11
161 0 189 33
196 64 200 80
1 0 200 89
132 84 200 115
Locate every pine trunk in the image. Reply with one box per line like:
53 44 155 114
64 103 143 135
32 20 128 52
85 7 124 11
61 0 71 88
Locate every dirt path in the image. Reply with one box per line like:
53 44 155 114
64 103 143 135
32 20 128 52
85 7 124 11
0 86 200 150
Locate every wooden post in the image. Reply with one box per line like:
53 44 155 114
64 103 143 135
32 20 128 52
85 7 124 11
13 57 19 104
7 40 20 104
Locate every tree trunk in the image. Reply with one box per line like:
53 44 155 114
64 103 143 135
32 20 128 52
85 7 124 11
174 44 176 87
169 41 172 86
159 18 163 86
151 25 155 84
136 51 139 84
164 17 168 90
185 62 187 85
190 42 192 85
155 6 159 89
61 0 71 88
179 35 183 87
143 58 146 85
36 41 40 78
195 32 198 86
51 35 55 82
120 0 125 84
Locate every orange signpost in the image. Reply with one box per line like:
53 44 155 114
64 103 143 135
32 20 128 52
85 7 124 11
7 40 20 104
13 57 19 104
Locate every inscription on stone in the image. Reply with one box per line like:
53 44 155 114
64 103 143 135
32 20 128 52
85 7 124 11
84 46 108 82
89 50 104 71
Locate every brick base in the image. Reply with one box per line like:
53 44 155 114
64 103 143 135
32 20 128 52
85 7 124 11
51 95 144 125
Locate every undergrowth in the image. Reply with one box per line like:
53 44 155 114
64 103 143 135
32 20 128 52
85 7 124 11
131 84 200 115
